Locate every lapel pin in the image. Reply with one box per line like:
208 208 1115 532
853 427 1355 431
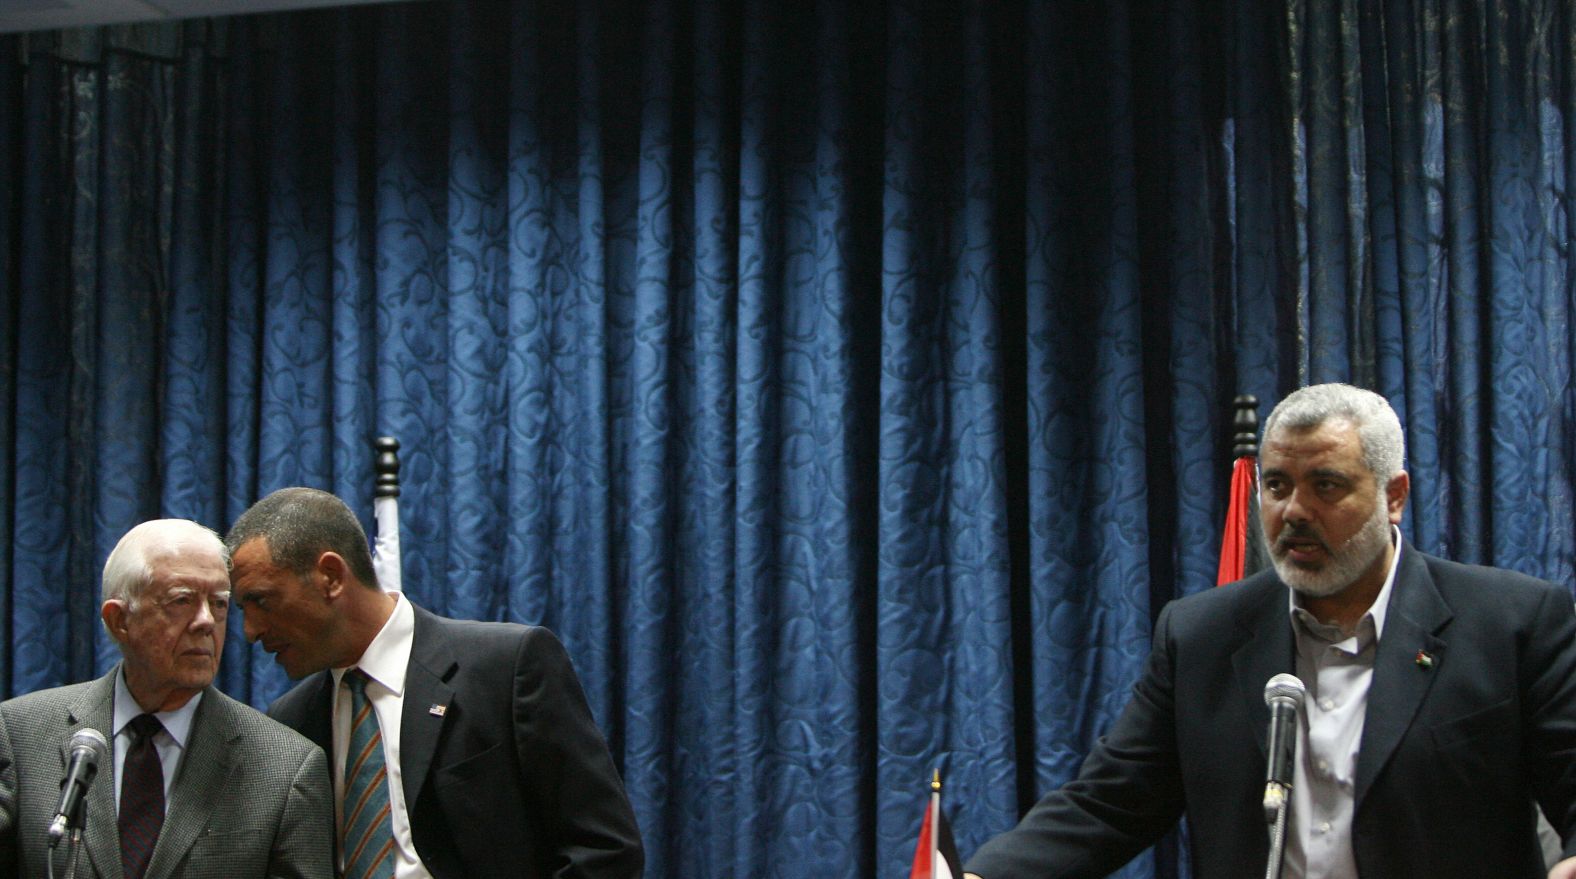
429 704 448 717
1414 650 1434 669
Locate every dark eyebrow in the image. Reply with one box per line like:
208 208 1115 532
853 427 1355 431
1259 467 1356 483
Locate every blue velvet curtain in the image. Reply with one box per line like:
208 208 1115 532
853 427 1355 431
1 1 1573 877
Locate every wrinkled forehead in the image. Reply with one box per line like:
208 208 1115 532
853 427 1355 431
140 543 230 594
1261 420 1377 477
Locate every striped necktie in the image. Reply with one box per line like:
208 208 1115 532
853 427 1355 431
342 670 395 878
118 713 164 879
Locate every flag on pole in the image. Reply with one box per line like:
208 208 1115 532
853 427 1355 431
371 437 402 593
1217 395 1266 585
910 770 963 879
1216 454 1258 585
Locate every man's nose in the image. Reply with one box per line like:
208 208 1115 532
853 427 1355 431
191 598 216 630
1280 487 1313 524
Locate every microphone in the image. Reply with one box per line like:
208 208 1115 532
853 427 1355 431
47 728 107 847
1262 673 1305 821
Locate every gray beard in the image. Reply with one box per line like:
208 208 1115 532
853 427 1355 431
1266 502 1392 598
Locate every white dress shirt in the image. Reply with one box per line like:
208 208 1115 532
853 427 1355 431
1282 527 1403 879
111 669 202 810
331 591 432 879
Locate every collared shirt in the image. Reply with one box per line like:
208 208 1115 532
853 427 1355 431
111 669 202 809
1282 526 1403 879
330 591 431 879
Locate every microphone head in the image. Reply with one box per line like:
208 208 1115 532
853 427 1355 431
66 728 108 768
1263 673 1306 707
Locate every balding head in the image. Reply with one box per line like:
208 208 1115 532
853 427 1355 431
102 519 228 608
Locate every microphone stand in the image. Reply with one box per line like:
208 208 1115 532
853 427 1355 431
46 789 88 879
1260 673 1304 879
1263 781 1290 879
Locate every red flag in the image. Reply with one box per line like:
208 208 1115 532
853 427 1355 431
1217 396 1267 585
1216 455 1257 585
910 774 963 879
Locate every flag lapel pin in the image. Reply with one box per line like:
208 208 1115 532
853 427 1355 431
1414 650 1434 669
429 704 448 717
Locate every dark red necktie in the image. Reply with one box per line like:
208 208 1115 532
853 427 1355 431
118 713 165 879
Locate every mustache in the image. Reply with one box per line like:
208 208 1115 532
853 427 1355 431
1275 524 1329 553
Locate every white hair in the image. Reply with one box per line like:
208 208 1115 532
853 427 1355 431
101 519 227 607
1262 383 1405 481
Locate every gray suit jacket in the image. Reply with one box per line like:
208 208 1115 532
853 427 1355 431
0 667 333 879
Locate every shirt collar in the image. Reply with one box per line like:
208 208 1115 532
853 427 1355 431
1287 525 1404 644
112 666 203 748
330 590 414 697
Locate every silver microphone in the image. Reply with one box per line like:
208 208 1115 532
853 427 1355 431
1262 674 1305 820
47 728 108 847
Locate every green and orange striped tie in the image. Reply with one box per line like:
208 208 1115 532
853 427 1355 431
342 669 395 878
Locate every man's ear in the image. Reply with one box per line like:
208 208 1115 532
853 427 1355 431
101 600 129 644
316 551 351 600
1386 470 1411 523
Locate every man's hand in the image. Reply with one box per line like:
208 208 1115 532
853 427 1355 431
1548 855 1576 879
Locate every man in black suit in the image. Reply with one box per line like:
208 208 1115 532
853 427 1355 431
966 383 1576 879
225 487 643 879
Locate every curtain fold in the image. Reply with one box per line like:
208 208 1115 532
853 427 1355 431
3 1 1575 877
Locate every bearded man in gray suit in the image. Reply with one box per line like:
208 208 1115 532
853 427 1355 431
0 519 332 879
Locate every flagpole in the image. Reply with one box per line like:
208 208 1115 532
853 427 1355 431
1230 394 1260 459
372 436 402 593
912 768 961 879
930 770 941 879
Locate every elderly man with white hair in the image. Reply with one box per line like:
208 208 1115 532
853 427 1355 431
0 518 332 879
966 383 1576 879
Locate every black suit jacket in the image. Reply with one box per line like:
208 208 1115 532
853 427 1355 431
268 604 643 879
967 544 1576 878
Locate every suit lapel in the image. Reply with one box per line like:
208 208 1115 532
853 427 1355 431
400 607 456 812
296 674 336 754
1230 577 1298 759
65 670 122 879
1353 545 1451 806
142 689 239 879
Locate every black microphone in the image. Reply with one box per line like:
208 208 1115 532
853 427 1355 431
47 728 107 847
1262 673 1305 821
